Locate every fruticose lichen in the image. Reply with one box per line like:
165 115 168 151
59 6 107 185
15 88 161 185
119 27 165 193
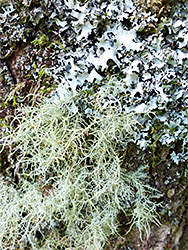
1 0 188 249
1 78 160 249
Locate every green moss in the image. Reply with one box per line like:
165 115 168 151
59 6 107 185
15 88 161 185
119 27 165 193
31 32 65 50
31 33 51 48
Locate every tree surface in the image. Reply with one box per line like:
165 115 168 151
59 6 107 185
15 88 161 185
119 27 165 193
0 0 188 249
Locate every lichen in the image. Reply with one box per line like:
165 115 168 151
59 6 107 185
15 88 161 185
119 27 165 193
1 0 188 249
0 78 160 249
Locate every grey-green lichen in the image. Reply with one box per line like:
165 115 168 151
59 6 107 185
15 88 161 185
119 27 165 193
1 0 188 248
0 78 160 249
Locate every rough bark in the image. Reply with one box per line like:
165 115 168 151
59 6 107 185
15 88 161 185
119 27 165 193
0 0 187 249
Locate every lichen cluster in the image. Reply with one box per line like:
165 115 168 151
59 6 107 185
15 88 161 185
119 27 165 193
1 78 159 249
1 0 188 249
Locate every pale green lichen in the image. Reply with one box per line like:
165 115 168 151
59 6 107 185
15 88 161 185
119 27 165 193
0 78 160 249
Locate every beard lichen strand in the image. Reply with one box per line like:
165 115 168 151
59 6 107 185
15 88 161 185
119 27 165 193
0 79 160 249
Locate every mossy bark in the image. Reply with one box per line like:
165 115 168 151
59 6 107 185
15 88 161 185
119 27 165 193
0 0 188 249
105 142 188 250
